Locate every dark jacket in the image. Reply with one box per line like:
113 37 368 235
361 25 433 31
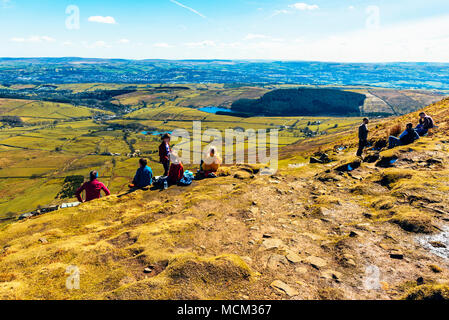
400 128 420 145
419 116 434 130
359 124 368 141
133 165 153 188
159 142 171 163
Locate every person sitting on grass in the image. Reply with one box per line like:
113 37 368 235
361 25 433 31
200 147 222 178
168 152 184 185
416 112 435 136
128 158 153 190
158 133 171 177
388 123 420 149
75 171 111 203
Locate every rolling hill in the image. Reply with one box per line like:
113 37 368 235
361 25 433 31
231 88 366 117
0 98 448 300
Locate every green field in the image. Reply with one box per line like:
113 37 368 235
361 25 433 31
4 82 429 218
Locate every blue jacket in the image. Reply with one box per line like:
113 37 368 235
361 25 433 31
399 128 420 145
133 166 153 188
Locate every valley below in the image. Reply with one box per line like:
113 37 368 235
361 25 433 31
0 79 448 300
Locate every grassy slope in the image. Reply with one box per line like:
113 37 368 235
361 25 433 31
0 99 110 125
0 99 448 300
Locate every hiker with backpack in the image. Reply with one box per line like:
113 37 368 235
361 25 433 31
416 112 434 136
159 133 171 176
75 171 111 203
357 118 369 158
128 158 153 190
199 147 222 178
388 123 420 149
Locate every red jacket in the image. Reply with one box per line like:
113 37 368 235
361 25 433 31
168 163 184 185
75 179 111 202
159 142 171 163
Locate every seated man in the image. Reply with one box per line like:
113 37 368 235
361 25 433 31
416 112 434 136
76 171 111 203
168 152 184 185
388 123 420 149
200 147 222 178
129 158 153 189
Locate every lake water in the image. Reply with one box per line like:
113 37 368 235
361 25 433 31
199 107 233 114
141 131 173 136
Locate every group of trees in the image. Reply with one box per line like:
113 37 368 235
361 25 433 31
0 116 23 127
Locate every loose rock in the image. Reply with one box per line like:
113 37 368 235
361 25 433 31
305 256 327 269
270 280 299 297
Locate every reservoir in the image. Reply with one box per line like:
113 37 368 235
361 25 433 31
198 106 234 114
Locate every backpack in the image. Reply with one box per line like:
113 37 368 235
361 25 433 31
153 176 168 189
426 116 435 129
178 170 194 186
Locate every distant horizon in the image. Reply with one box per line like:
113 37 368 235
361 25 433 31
2 57 449 65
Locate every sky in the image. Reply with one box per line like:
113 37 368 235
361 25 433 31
1 0 449 62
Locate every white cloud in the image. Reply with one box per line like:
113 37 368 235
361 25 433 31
235 14 449 62
1 0 12 8
169 0 206 19
185 40 216 48
271 2 318 17
83 40 110 49
154 43 173 48
10 36 55 43
62 41 73 47
244 34 268 40
289 3 319 11
271 9 289 17
170 15 449 62
118 39 130 44
88 16 117 24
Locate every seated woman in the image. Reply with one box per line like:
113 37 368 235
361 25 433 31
168 152 184 185
200 147 222 178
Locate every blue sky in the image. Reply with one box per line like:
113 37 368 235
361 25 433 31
1 0 449 61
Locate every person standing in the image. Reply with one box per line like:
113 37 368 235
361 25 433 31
75 171 111 203
357 118 369 158
158 133 171 176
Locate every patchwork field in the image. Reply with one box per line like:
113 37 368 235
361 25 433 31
0 83 445 219
0 98 110 125
0 91 364 219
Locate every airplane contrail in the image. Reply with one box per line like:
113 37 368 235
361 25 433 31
169 0 206 19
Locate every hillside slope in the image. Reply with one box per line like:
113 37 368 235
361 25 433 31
1 99 449 300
